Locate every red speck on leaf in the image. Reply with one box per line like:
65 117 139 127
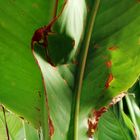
105 61 112 68
31 27 46 46
108 46 117 51
105 74 114 88
31 19 56 66
49 117 54 137
87 119 95 138
93 107 107 118
87 107 107 138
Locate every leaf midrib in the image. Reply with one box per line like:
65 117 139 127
73 0 101 140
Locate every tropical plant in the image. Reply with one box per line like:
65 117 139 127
0 0 140 140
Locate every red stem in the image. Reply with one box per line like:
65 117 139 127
2 106 10 140
53 0 59 18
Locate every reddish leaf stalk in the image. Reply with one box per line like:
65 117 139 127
2 106 10 140
53 0 59 18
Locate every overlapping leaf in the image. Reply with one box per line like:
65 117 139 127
94 106 135 140
0 0 86 139
31 0 86 139
1 0 140 140
0 107 39 140
0 0 59 128
77 0 140 139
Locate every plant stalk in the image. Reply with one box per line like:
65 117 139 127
73 1 100 140
125 95 140 139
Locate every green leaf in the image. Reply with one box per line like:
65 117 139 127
31 0 87 139
80 0 140 109
128 79 140 105
121 111 135 136
0 0 86 139
126 95 140 139
23 121 39 140
0 0 59 128
75 0 140 139
1 0 140 140
94 106 135 140
0 107 39 140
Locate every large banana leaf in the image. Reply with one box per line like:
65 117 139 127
0 0 59 130
0 0 86 139
76 0 140 139
1 0 140 140
31 0 86 139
